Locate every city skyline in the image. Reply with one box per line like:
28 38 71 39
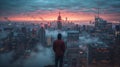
0 0 120 22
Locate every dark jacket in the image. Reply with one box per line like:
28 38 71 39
53 40 66 56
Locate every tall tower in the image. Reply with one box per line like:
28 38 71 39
57 12 62 30
38 27 46 45
114 25 120 66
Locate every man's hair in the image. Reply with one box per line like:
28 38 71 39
57 33 62 40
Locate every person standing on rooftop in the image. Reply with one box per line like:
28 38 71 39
53 33 66 67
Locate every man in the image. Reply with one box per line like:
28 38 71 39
53 33 66 67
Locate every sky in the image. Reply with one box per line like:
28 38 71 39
0 0 120 22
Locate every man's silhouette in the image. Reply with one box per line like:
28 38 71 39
53 33 66 67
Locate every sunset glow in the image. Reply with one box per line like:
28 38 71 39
0 10 119 23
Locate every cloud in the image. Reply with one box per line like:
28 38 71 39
0 0 120 16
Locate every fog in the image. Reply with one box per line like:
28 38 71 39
0 44 54 67
23 45 54 67
0 51 14 66
79 33 104 45
46 30 67 39
0 30 106 67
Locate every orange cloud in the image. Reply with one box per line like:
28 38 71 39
0 10 119 23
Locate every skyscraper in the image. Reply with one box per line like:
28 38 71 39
38 27 46 45
57 12 62 30
114 25 120 67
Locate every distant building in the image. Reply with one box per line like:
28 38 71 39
95 17 107 30
114 24 120 66
46 36 53 46
38 27 46 45
67 31 79 42
31 28 37 38
57 12 62 30
67 31 79 47
74 24 80 31
65 48 81 67
21 27 27 34
88 44 111 64
94 17 113 33
115 25 120 36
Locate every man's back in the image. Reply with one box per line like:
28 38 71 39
53 40 66 56
53 33 66 67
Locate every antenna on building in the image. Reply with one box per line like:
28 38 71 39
66 17 68 21
97 8 100 18
59 11 61 16
95 0 100 18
